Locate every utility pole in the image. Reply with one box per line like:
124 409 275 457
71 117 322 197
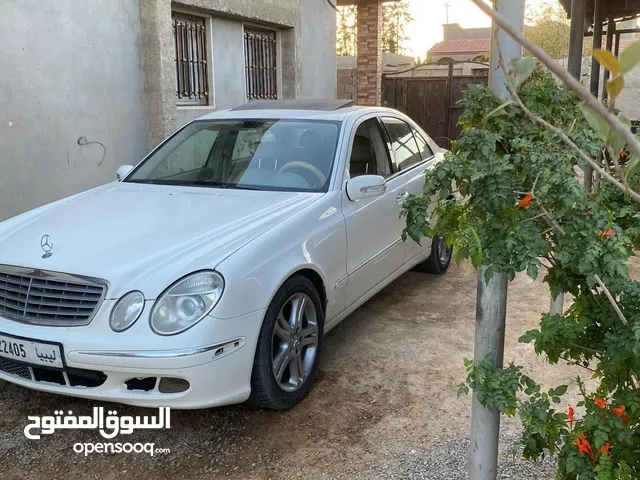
469 1 525 479
444 2 450 25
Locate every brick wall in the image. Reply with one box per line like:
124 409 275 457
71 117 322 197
337 68 356 100
356 0 382 106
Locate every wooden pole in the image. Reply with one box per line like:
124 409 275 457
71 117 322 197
602 17 616 101
590 0 604 98
469 2 523 478
568 0 587 80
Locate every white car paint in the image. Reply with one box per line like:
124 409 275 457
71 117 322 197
0 106 446 409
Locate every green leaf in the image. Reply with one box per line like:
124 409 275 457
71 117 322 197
607 76 625 101
579 103 609 142
509 57 535 88
620 39 640 74
483 100 514 122
469 226 483 268
607 112 631 156
593 49 621 75
554 385 568 396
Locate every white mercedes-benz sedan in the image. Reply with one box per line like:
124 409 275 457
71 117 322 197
0 99 451 410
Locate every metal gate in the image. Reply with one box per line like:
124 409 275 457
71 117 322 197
382 75 488 148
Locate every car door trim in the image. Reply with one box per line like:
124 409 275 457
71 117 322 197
348 236 403 277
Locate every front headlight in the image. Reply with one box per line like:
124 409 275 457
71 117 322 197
110 291 145 332
150 271 224 335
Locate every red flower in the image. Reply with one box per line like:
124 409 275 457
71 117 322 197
622 416 630 424
621 150 628 160
576 434 594 460
612 406 626 417
596 443 611 457
585 210 592 216
568 406 575 430
600 229 613 242
594 397 607 409
517 193 534 210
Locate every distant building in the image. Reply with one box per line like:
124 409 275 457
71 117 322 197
427 23 490 63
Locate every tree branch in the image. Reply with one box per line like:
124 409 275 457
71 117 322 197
593 274 628 325
470 0 640 203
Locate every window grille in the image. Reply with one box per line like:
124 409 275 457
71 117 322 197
173 14 209 105
244 29 278 100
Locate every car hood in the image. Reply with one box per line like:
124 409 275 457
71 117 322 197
0 182 322 298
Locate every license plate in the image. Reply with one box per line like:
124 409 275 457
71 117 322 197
0 333 63 369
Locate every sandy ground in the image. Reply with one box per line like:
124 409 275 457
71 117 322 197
0 261 608 479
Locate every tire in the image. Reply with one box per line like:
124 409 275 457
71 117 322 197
250 275 324 410
415 235 453 274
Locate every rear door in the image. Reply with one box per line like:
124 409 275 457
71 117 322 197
381 116 438 263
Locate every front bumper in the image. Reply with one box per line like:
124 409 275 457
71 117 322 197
0 308 266 409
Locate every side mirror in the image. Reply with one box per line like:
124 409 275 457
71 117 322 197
116 165 134 181
346 175 387 201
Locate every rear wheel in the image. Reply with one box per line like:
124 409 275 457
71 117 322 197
415 235 453 274
250 275 323 410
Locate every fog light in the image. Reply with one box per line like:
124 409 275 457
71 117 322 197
158 377 190 393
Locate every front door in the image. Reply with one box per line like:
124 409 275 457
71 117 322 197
341 117 407 308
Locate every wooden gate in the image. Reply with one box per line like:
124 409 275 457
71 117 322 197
382 75 488 148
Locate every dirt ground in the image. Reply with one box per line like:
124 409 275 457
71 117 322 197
0 260 619 480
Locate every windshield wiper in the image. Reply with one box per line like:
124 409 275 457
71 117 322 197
127 180 263 190
126 179 156 184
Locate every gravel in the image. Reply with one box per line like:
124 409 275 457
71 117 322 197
0 262 571 479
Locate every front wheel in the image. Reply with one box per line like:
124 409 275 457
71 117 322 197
250 275 324 410
415 235 453 274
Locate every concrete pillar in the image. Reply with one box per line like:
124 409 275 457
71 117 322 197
138 0 177 151
356 0 382 106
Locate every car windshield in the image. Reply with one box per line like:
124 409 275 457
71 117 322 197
125 119 342 192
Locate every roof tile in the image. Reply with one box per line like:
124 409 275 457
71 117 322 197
428 39 491 55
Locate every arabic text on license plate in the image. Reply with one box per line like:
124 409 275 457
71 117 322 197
0 333 63 369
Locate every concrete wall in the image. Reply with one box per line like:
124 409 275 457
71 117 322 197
299 0 337 98
443 23 491 41
176 16 247 128
430 52 487 63
1 0 337 221
140 0 328 147
0 0 148 221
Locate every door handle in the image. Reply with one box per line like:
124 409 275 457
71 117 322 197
396 192 409 204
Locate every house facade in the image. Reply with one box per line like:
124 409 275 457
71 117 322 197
0 0 336 221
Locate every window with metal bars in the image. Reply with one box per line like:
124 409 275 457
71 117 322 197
244 28 278 101
172 14 209 105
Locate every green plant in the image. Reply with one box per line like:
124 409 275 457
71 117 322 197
404 60 640 478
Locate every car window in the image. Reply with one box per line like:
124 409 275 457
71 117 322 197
413 129 435 160
382 117 422 172
348 119 392 178
126 119 341 192
148 129 219 179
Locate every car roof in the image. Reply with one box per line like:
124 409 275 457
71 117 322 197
197 100 399 122
230 99 355 112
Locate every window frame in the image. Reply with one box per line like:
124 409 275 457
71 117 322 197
344 116 395 181
412 128 436 161
379 116 425 178
171 11 212 107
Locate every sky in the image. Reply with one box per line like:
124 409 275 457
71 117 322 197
405 0 491 58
